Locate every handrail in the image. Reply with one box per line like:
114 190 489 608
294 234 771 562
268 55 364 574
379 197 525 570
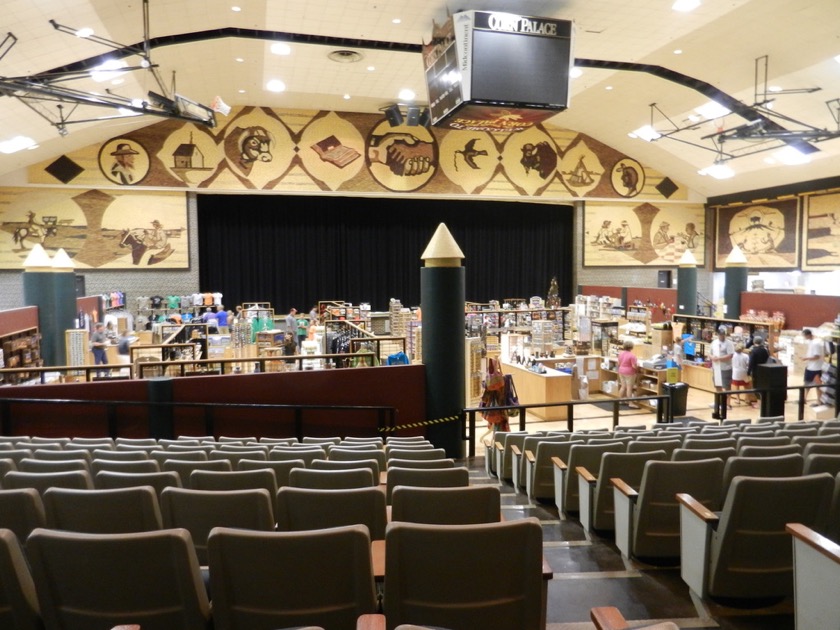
463 394 671 458
0 396 397 441
135 353 378 378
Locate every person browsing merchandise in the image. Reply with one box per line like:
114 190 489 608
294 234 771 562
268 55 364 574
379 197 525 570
710 325 735 417
89 322 109 377
617 339 640 409
802 328 825 404
747 335 770 408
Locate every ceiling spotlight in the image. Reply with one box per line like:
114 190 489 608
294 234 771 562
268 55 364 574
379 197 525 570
266 79 286 93
694 100 730 119
630 124 661 142
698 162 735 179
672 0 701 12
569 67 583 78
398 88 415 101
773 145 811 165
271 42 291 56
75 27 94 38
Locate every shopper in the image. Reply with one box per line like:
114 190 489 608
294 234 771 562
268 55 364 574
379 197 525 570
617 339 639 408
89 322 109 377
285 308 298 348
710 325 735 417
296 313 309 349
747 335 770 408
731 343 750 405
802 328 825 405
215 306 228 331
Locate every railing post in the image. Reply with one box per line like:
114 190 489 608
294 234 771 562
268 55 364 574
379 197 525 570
797 387 806 421
204 405 215 437
612 401 620 429
0 400 10 435
294 407 304 441
468 410 477 458
518 407 526 431
567 402 574 432
107 403 118 438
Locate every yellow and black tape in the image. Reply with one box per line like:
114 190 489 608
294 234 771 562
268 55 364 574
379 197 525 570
378 414 461 433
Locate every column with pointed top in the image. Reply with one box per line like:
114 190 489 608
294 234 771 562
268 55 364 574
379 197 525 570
676 248 698 315
723 245 748 320
421 223 465 458
22 246 77 366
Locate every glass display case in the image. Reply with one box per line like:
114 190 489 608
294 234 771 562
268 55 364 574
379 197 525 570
591 319 619 356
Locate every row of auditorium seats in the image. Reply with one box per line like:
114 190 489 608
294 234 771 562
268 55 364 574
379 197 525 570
0 433 558 629
0 516 547 630
487 419 840 606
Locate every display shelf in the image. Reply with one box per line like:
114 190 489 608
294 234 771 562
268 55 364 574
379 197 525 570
0 327 43 385
600 357 665 410
671 314 780 361
465 337 483 407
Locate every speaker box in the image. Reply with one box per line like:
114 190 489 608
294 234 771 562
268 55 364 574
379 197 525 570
657 270 672 287
406 106 420 126
384 105 403 127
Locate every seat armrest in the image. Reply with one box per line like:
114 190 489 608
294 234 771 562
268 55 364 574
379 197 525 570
610 477 638 500
511 444 522 457
787 523 840 563
677 493 719 526
577 466 597 532
494 441 504 452
357 614 386 630
551 456 567 471
576 466 596 484
613 479 637 558
525 449 536 464
590 606 630 630
678 492 716 598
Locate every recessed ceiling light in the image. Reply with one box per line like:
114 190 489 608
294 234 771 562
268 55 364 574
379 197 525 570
605 85 613 90
768 85 783 92
630 125 661 142
343 94 351 100
271 42 291 56
672 0 701 12
698 163 735 179
392 18 401 24
367 66 376 72
694 100 730 119
238 89 246 94
673 49 683 55
111 78 124 86
569 67 582 78
75 27 94 38
0 135 37 154
398 88 415 101
773 145 811 165
235 57 244 63
231 6 241 12
266 79 286 93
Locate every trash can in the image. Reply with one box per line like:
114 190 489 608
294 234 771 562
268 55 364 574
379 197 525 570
754 363 788 418
663 382 689 419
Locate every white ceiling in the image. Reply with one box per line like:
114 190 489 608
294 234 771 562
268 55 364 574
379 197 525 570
1 0 838 198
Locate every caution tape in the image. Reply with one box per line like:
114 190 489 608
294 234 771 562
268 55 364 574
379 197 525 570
378 414 461 433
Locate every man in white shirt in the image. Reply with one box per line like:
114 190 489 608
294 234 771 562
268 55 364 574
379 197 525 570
802 328 825 404
710 325 735 418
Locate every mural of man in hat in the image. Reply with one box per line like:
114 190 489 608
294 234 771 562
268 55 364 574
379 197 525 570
653 220 675 247
109 142 139 184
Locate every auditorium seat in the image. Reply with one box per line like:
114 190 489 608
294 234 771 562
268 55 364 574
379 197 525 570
160 487 275 564
554 442 626 515
208 524 376 630
786 522 840 630
359 518 546 630
526 440 584 501
390 485 501 525
0 528 42 630
678 473 833 600
94 470 182 496
90 459 161 475
290 467 375 490
237 458 303 488
27 527 211 629
0 489 46 542
276 486 387 539
2 470 93 494
162 458 232 486
43 486 162 533
385 467 469 504
613 458 724 561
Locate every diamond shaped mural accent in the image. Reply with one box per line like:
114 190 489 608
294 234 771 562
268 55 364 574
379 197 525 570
44 156 84 184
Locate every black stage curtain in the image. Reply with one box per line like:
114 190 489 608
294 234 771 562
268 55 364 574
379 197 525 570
197 195 573 311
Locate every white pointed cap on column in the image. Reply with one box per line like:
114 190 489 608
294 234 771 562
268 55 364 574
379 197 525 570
51 248 75 271
724 244 748 266
22 244 53 271
421 223 465 268
678 248 698 267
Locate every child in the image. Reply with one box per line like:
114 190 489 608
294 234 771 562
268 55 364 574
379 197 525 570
731 343 750 405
